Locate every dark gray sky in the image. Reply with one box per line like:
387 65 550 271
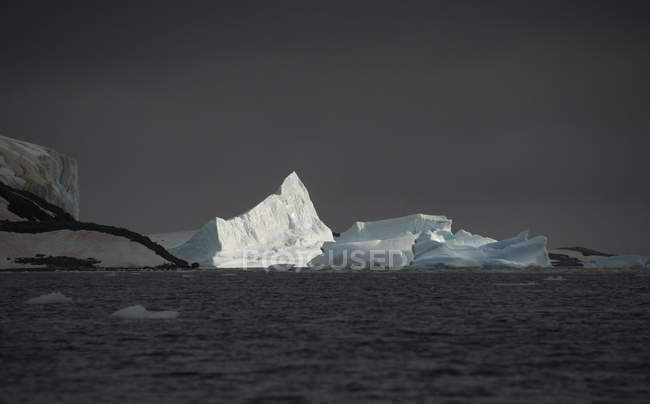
2 1 649 255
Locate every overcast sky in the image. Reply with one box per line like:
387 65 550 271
2 1 649 255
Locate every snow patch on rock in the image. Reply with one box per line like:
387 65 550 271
0 230 170 269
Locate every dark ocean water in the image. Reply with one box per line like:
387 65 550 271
1 269 649 403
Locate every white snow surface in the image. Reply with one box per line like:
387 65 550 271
112 305 179 320
585 255 650 269
0 230 170 269
0 135 79 219
170 172 334 268
26 292 72 304
309 214 550 269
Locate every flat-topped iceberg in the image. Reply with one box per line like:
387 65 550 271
585 255 650 269
308 215 550 269
170 172 334 268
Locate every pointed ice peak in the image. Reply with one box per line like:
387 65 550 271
171 170 333 267
275 171 308 196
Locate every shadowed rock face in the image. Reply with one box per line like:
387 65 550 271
557 247 614 257
0 183 74 222
0 135 79 219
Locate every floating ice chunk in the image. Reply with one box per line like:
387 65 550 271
413 230 550 268
309 214 451 269
585 255 650 269
544 275 567 281
26 291 72 304
111 305 179 320
494 282 538 286
309 215 550 269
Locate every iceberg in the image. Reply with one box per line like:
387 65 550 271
309 214 453 269
308 215 550 269
26 291 72 304
171 172 334 268
111 305 179 320
412 230 551 268
585 255 650 269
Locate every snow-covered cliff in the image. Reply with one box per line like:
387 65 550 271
0 135 79 219
0 135 188 269
171 172 334 267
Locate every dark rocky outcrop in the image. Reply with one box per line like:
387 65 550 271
0 183 74 222
548 253 583 267
549 246 613 267
1 183 188 269
556 247 613 257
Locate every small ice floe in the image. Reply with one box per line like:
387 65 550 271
26 292 72 304
111 305 179 320
494 282 538 286
585 255 650 269
544 275 566 281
